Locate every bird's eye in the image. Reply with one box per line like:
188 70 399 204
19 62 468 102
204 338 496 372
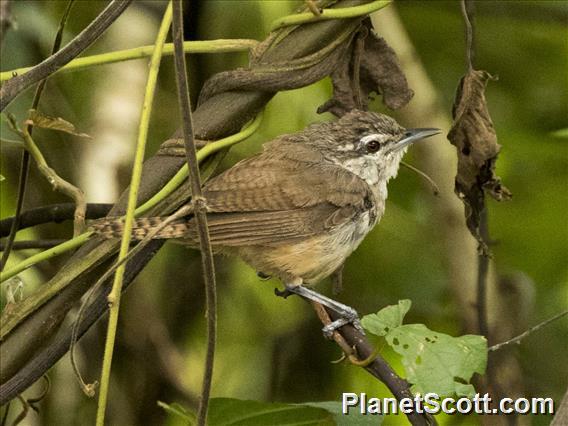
366 140 381 153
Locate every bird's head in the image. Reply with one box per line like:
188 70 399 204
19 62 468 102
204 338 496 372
306 110 440 184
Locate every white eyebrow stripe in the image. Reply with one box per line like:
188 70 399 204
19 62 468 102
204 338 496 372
360 134 387 144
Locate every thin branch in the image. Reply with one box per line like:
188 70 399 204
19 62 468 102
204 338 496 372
489 310 568 352
312 303 435 426
0 203 113 237
11 395 28 426
270 0 391 31
172 2 217 424
0 0 132 111
94 4 172 425
0 0 76 271
0 153 29 272
476 208 490 338
400 161 440 196
460 0 475 71
6 116 87 237
461 0 489 341
0 240 67 251
0 39 258 82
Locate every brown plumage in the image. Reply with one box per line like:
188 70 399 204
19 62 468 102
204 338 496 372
91 110 439 286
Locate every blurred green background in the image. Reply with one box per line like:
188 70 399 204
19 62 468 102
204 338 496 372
0 1 566 425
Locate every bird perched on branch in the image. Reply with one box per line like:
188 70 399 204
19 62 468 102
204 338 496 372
93 110 439 334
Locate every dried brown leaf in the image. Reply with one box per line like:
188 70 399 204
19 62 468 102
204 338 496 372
26 109 92 139
448 69 511 253
318 23 413 116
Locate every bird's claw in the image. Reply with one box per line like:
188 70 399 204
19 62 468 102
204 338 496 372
321 307 364 339
274 287 293 299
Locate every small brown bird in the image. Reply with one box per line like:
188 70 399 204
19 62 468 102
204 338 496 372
94 110 439 333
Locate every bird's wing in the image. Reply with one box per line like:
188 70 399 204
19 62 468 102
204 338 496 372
190 149 375 246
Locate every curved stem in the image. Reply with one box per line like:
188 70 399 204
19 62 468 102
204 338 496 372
0 39 258 82
270 0 391 31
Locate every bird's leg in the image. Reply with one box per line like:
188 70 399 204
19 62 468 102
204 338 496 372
280 283 364 338
331 263 344 296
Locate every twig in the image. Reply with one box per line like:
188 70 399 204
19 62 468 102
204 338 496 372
0 240 67 251
6 115 87 237
460 0 475 71
0 0 75 271
11 396 28 426
311 303 435 426
172 2 217 424
489 310 568 352
400 161 440 196
0 138 25 148
0 203 113 237
0 153 29 272
0 401 9 426
94 4 172 425
476 208 490 338
461 0 490 341
0 0 132 111
0 40 258 82
270 0 391 31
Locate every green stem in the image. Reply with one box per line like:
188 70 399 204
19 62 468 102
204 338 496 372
0 113 262 284
270 0 391 31
0 39 257 82
95 3 172 424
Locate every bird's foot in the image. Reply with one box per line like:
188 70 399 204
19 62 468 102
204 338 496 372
274 287 293 299
283 284 364 339
321 305 362 339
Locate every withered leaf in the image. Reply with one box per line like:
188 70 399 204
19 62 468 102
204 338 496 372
26 109 92 139
318 22 414 116
448 69 511 253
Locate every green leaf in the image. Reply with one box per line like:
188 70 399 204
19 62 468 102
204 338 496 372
303 401 382 425
161 398 336 426
0 174 5 182
26 109 91 138
157 401 196 425
386 324 487 397
361 299 411 336
362 301 487 398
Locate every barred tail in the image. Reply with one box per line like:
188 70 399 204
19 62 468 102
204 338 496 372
90 216 191 240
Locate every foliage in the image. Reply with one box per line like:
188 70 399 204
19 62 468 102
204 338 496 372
362 300 487 397
159 398 381 426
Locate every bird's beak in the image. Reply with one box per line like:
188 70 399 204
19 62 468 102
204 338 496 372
392 128 441 152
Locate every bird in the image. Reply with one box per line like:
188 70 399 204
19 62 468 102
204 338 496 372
92 110 439 334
